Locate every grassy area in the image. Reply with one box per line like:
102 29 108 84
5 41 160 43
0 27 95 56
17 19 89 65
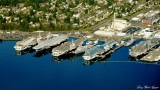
154 6 160 10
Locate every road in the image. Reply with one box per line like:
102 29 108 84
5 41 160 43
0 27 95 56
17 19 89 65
84 19 112 32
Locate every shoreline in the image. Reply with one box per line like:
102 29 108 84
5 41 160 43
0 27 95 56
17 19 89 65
0 30 145 42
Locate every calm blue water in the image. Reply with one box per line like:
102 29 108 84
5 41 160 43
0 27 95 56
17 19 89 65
0 39 160 90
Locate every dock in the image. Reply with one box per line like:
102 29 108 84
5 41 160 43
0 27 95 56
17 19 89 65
99 43 125 58
83 41 117 60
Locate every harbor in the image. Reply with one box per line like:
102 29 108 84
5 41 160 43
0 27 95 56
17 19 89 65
11 33 160 63
1 28 159 63
8 25 160 63
0 40 160 90
9 38 160 64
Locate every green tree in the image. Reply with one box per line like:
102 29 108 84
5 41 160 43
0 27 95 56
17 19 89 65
9 10 12 16
48 16 53 21
20 20 29 31
68 23 73 30
26 15 31 22
53 12 56 18
89 0 95 5
85 9 88 14
77 18 80 24
76 0 79 5
33 16 39 23
39 23 43 30
56 18 60 22
74 17 80 24
127 8 130 12
0 16 3 25
30 10 35 16
74 17 77 24
50 22 55 30
11 17 14 22
64 16 70 23
2 18 6 24
121 8 125 13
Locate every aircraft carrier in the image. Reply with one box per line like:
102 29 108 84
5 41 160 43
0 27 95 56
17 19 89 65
83 41 116 60
33 35 68 52
14 37 37 51
140 46 160 62
129 38 160 57
52 38 85 56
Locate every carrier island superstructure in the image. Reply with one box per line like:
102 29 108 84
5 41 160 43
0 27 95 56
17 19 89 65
52 38 85 56
14 37 37 51
33 35 68 52
83 41 116 60
129 38 160 57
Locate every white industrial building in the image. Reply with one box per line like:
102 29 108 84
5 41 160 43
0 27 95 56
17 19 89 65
131 17 141 23
138 28 154 39
154 32 160 38
111 19 131 31
94 13 131 37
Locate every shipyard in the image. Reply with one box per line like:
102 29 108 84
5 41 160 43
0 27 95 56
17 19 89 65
0 10 159 63
0 2 160 63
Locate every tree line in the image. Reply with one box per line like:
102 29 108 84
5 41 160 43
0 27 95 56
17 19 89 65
0 0 49 6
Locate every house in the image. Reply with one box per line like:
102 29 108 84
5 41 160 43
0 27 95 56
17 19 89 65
73 13 80 18
128 0 133 3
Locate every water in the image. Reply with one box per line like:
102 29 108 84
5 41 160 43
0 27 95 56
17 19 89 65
0 39 160 90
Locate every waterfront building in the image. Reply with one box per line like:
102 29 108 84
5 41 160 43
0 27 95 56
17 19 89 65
94 13 131 37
